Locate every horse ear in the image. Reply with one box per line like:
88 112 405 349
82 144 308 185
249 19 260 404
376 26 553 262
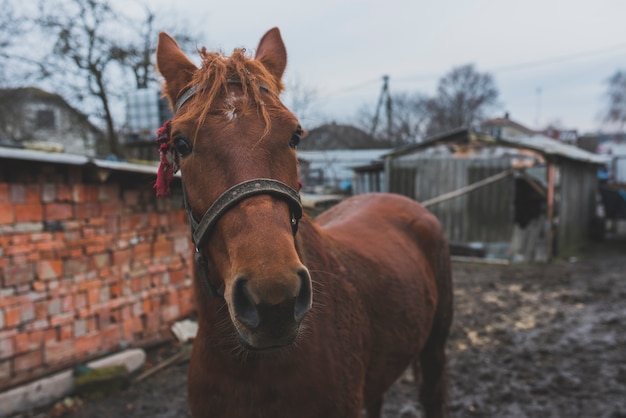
255 27 287 82
156 32 198 107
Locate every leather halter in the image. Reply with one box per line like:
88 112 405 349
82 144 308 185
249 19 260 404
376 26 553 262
174 83 303 298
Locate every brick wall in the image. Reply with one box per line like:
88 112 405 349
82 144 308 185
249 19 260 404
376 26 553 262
0 158 195 391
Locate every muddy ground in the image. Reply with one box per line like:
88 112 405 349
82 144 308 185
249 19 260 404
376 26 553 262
41 238 625 418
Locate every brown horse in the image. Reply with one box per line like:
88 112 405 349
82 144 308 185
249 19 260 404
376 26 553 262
155 28 453 418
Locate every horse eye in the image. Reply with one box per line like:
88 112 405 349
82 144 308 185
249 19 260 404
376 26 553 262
174 137 193 157
289 128 302 149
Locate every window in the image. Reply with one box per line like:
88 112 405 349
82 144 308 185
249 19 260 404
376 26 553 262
36 109 55 129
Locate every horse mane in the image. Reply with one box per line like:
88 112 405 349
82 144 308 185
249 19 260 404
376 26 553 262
177 47 285 141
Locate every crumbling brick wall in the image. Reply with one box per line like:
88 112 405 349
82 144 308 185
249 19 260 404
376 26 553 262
0 158 195 391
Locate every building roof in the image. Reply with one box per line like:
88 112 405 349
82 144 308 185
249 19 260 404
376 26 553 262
482 114 536 136
0 87 102 135
385 128 609 165
0 146 171 176
499 134 609 165
298 123 391 150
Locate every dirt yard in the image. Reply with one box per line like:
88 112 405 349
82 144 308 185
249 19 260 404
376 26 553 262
41 238 625 418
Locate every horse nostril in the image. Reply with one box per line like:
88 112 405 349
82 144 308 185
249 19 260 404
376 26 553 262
294 269 312 322
232 278 260 328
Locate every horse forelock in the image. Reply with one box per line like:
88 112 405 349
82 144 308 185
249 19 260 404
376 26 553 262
177 47 285 142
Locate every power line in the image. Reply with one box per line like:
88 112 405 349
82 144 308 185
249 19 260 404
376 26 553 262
329 42 626 92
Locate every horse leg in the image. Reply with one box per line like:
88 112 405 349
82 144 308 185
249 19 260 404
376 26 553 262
364 397 383 418
417 329 449 418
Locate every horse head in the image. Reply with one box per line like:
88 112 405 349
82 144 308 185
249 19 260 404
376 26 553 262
156 28 312 351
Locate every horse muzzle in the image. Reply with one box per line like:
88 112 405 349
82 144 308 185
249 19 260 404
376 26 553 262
230 267 312 350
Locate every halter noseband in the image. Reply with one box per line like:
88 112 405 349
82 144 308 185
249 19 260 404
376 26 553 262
170 83 303 298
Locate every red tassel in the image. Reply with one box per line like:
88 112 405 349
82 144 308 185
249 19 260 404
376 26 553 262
155 121 173 196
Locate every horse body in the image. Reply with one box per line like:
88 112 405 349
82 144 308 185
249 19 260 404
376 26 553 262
155 28 452 418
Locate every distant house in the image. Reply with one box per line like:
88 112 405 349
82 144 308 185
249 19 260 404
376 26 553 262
296 123 391 192
298 123 392 150
0 87 104 156
481 112 536 139
297 149 391 192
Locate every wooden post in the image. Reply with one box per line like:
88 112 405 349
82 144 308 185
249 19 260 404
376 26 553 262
546 163 556 260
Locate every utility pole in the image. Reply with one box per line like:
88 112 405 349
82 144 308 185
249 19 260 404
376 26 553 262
370 75 393 144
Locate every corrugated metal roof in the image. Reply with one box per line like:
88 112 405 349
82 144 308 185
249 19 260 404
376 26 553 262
499 135 610 165
0 146 166 175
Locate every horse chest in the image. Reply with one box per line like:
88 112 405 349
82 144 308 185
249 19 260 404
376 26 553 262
189 348 362 417
188 311 367 418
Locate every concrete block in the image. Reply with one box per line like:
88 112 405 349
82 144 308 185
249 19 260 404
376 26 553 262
0 348 145 417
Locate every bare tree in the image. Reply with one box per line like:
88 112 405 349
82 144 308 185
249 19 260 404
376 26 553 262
111 6 199 90
37 0 125 156
355 91 430 146
603 69 626 131
283 74 318 123
426 64 498 136
0 0 42 86
36 0 201 157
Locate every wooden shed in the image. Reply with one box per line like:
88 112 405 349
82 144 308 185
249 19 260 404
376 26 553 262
382 129 608 261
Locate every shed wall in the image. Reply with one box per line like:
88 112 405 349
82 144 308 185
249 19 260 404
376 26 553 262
557 161 597 256
388 157 515 245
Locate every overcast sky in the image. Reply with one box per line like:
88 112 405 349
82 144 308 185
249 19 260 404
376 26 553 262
130 0 625 134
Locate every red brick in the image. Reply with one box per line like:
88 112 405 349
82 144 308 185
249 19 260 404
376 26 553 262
56 184 72 202
83 185 99 202
34 301 47 320
59 324 73 340
75 333 101 356
35 240 65 252
100 325 122 350
74 202 101 219
6 243 36 256
15 331 39 353
0 183 9 203
14 203 43 222
2 263 34 287
133 242 151 259
153 239 173 258
37 260 63 280
13 350 43 372
87 288 100 306
44 203 73 221
0 203 14 224
143 311 161 335
100 200 123 217
112 248 132 265
24 185 41 204
123 190 140 206
169 268 186 285
122 317 142 339
5 306 20 327
45 339 74 365
142 298 151 314
49 312 74 327
85 244 107 255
